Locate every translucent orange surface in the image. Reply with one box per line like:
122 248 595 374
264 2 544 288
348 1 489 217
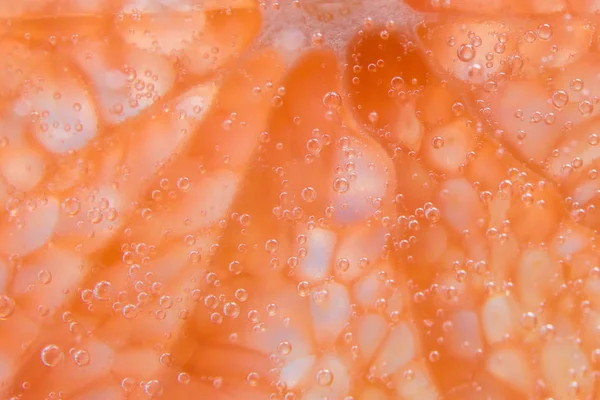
1 0 600 399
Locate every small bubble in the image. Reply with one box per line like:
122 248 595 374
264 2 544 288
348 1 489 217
184 235 196 246
73 349 90 366
41 345 64 367
159 353 173 366
312 32 324 46
322 92 342 109
413 291 426 303
278 341 292 356
205 294 219 309
178 372 191 384
297 281 310 297
468 63 483 79
37 270 52 285
551 90 569 108
122 304 138 319
61 197 81 216
425 207 441 223
578 100 594 115
265 239 279 254
457 44 475 62
141 208 153 220
520 312 538 330
210 312 223 324
316 369 333 386
159 295 173 309
223 302 240 318
536 23 553 40
391 76 404 90
571 78 584 91
0 295 16 319
177 177 191 191
428 350 441 363
591 349 600 365
266 303 278 316
93 281 113 300
235 288 248 302
314 289 330 305
432 136 444 149
539 323 556 341
301 187 317 202
88 207 104 224
524 30 537 43
144 380 164 397
368 111 379 124
121 377 137 393
239 214 251 227
452 102 465 116
247 372 260 387
336 258 350 272
228 261 243 275
333 178 349 193
188 250 201 263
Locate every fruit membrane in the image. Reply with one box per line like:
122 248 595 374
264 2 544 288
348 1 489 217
0 0 600 399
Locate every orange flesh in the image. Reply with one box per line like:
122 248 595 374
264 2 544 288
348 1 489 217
2 0 600 399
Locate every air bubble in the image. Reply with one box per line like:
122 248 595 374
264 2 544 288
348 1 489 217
41 345 64 367
177 177 191 191
144 380 164 397
551 90 569 108
368 111 379 123
457 44 475 62
93 281 113 300
121 378 136 393
297 281 311 297
571 78 584 91
520 312 538 330
73 349 90 366
122 304 139 319
316 369 333 386
235 288 248 302
322 92 342 109
223 302 241 318
278 341 292 356
592 349 600 365
428 350 440 363
333 178 349 193
228 261 243 275
302 187 317 202
578 100 594 115
336 258 350 272
524 30 536 43
432 136 444 149
0 295 16 319
247 372 260 387
391 76 404 90
536 24 553 40
178 372 191 384
37 270 52 285
265 239 280 254
61 197 81 216
159 353 173 366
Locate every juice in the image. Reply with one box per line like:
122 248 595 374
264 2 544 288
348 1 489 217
0 0 598 399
